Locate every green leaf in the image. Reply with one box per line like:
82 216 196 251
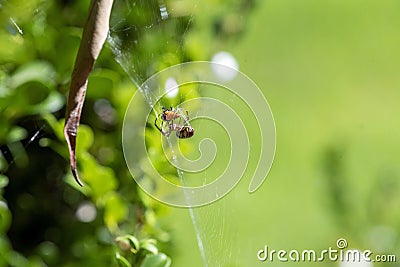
104 193 128 233
42 114 65 141
0 200 12 234
76 124 95 151
31 91 64 114
9 61 55 88
0 32 29 63
87 69 120 99
0 174 9 188
6 250 29 267
140 239 158 255
7 142 28 168
2 80 63 117
79 153 117 200
140 253 171 267
0 153 8 172
15 81 49 105
115 252 131 267
7 126 27 143
116 235 140 253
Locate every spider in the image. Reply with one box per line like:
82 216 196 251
154 106 194 139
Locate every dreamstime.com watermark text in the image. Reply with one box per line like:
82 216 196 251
257 238 397 263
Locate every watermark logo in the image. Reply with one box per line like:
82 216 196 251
336 238 348 249
122 61 276 207
257 238 397 264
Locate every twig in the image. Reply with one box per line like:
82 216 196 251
64 0 114 186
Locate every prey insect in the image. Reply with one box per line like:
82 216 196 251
154 106 194 139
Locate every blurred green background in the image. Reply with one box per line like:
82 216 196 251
1 0 400 266
170 1 400 266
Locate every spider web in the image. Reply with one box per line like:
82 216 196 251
108 1 251 266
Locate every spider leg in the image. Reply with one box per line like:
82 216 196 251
154 116 163 132
179 109 189 125
155 116 173 137
185 110 190 125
